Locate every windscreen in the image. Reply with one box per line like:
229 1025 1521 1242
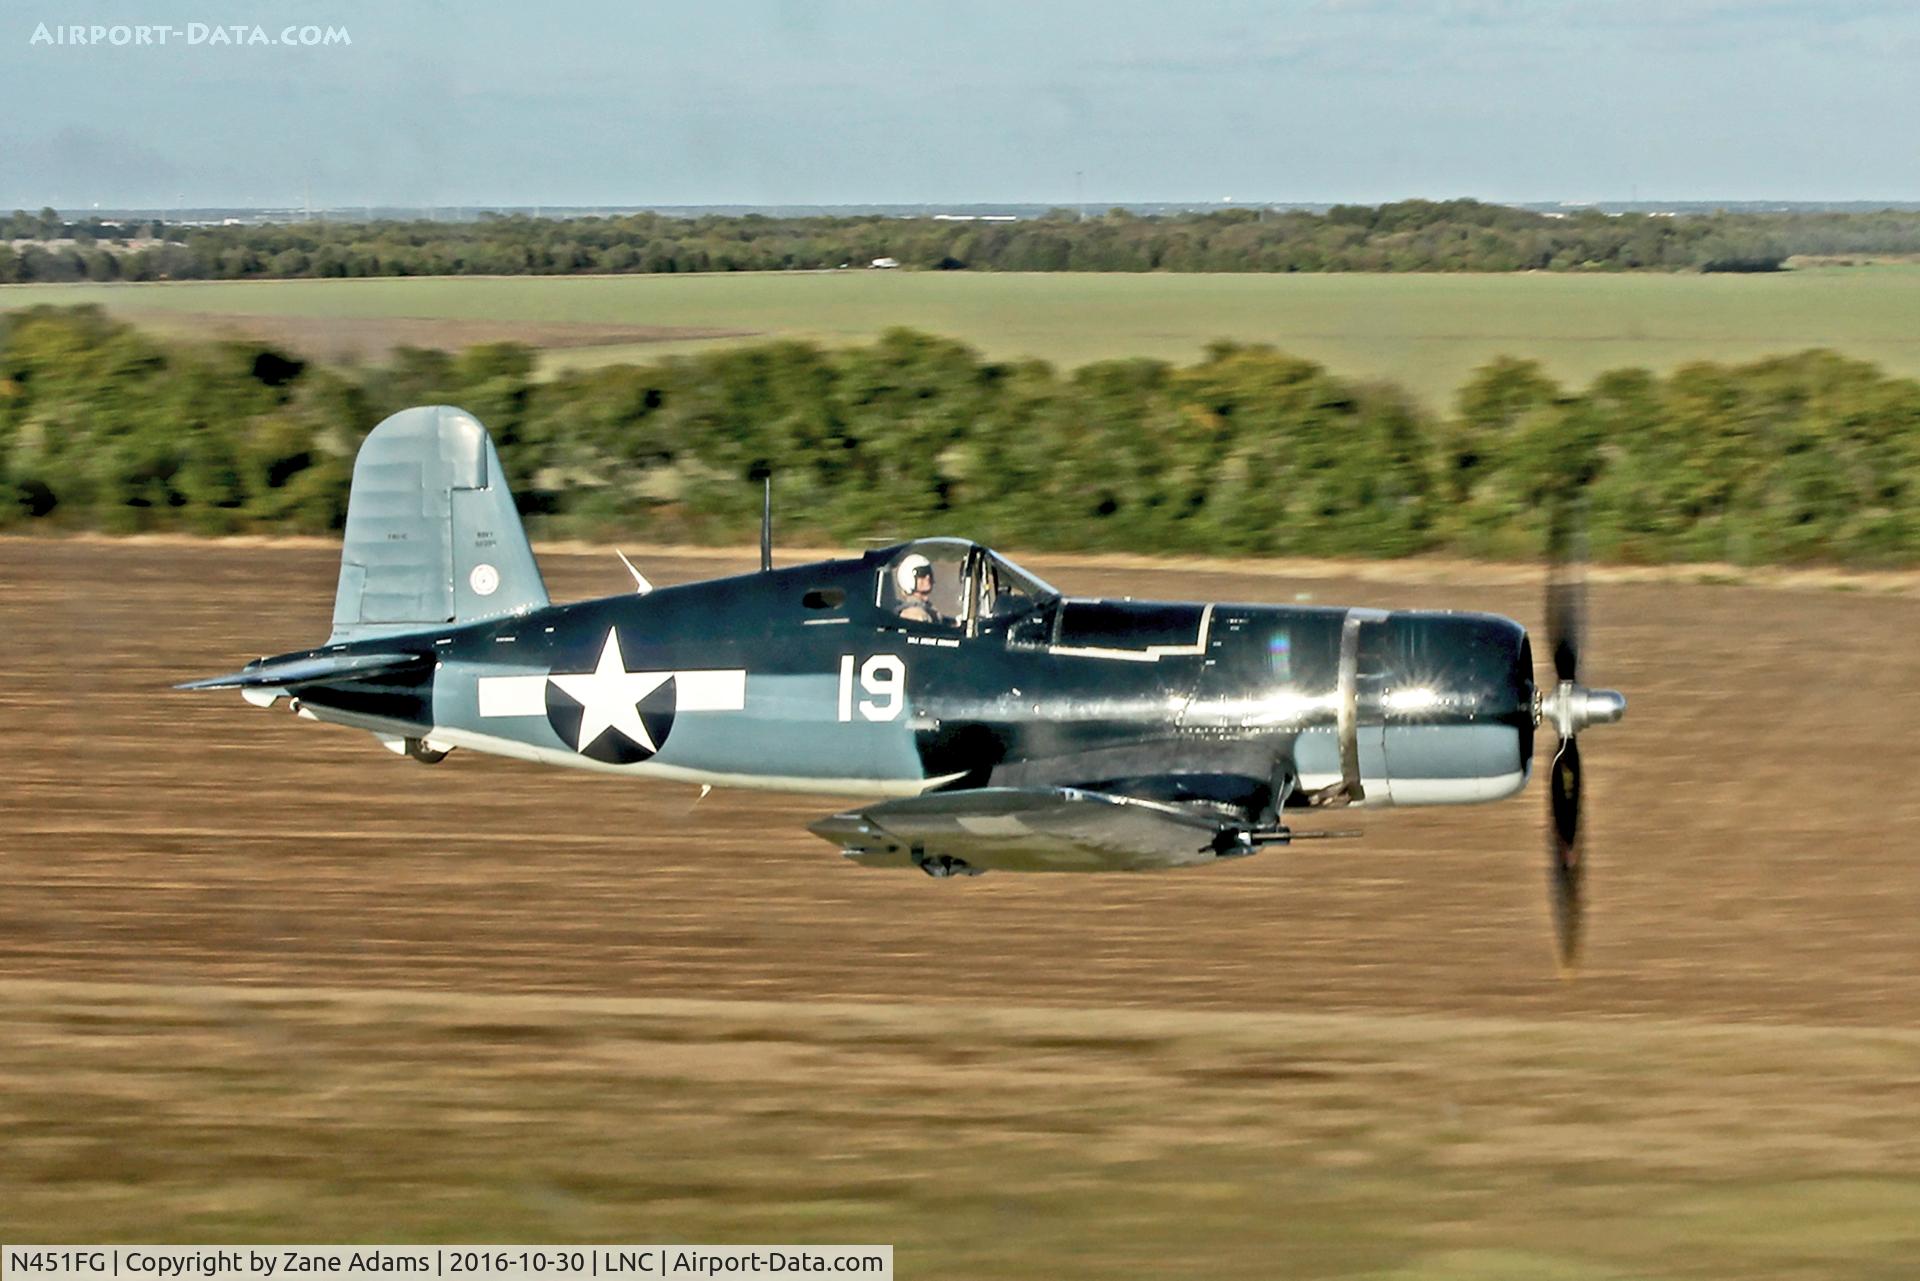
979 551 1058 622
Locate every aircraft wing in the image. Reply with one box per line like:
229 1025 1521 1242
175 650 434 691
809 786 1242 873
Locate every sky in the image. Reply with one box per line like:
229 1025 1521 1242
3 0 1917 209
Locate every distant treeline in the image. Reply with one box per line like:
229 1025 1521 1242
14 200 1920 281
4 305 1917 567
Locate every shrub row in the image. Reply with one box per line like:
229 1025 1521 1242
22 198 1920 281
4 305 1918 566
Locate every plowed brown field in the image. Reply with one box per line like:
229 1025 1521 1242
8 538 1917 1023
4 539 1917 1276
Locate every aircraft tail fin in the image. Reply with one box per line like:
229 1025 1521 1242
329 405 549 643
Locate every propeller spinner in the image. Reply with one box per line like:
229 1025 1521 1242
1537 507 1627 970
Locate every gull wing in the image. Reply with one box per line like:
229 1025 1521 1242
809 786 1241 874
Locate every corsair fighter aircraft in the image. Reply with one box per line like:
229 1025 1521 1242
183 406 1627 964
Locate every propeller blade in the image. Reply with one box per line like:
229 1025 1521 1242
1547 735 1584 969
1545 502 1587 684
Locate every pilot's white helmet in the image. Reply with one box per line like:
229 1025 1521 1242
895 553 934 595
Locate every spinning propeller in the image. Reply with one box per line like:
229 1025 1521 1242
1537 504 1627 970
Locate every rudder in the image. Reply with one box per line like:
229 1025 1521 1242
330 405 548 642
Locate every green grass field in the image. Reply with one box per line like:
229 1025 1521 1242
7 267 1920 405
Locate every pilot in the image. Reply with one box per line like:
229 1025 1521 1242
896 553 947 624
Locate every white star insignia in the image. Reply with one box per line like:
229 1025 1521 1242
548 629 671 754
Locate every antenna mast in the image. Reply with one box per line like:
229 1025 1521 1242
760 476 773 572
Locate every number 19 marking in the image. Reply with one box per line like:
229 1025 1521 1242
838 654 905 722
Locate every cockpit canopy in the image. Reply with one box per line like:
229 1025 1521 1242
874 538 1059 636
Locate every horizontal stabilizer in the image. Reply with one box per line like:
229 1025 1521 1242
175 649 433 692
810 786 1237 873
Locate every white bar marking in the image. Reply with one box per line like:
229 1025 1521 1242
478 674 547 717
479 669 746 717
676 669 747 711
